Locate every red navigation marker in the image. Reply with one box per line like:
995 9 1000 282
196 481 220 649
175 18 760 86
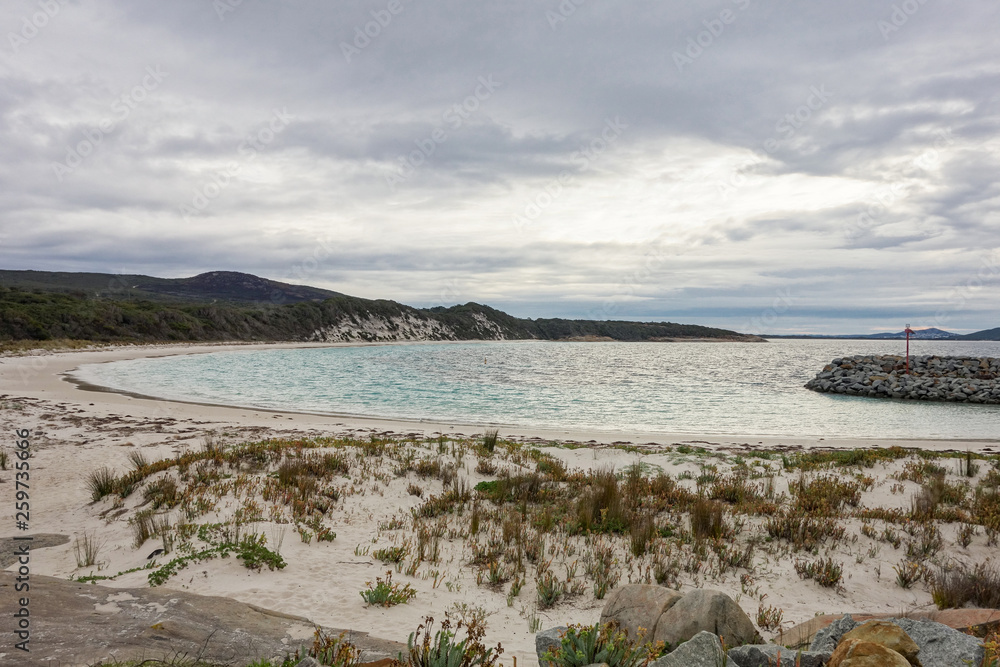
904 323 915 374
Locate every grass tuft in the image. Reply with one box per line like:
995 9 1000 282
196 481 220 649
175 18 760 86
87 466 117 502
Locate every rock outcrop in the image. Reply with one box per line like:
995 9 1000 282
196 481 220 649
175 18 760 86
0 571 405 666
805 355 1000 403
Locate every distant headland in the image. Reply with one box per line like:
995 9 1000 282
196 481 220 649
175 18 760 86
0 269 765 346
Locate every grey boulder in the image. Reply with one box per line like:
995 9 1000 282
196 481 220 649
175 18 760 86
649 631 724 667
535 626 567 666
652 589 762 649
890 617 984 667
727 644 828 667
809 614 858 655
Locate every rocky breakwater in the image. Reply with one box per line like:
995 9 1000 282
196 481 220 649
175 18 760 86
805 355 1000 404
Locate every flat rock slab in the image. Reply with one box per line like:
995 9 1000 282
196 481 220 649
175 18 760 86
782 609 1000 650
0 572 406 666
0 534 70 567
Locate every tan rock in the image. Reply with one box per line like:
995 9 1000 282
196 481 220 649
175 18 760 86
828 639 911 667
599 584 683 642
842 620 921 666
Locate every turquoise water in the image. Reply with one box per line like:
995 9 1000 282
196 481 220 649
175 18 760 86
73 340 1000 439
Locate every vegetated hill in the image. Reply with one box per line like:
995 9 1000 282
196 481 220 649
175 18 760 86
0 270 763 344
0 270 342 305
961 327 1000 341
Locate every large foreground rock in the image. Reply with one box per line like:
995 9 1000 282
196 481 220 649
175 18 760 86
0 571 405 666
727 644 828 667
600 584 682 641
649 631 724 667
811 614 984 667
652 589 761 649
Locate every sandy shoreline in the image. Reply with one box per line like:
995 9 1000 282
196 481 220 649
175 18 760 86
1 342 998 666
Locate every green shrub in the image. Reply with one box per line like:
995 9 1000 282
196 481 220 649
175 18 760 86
541 622 655 667
236 533 286 572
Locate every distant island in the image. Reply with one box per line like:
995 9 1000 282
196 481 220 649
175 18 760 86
765 327 1000 341
0 269 764 346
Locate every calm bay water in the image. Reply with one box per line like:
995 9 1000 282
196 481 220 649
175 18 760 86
74 340 1000 439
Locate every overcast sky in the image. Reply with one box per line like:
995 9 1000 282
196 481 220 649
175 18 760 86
1 0 998 334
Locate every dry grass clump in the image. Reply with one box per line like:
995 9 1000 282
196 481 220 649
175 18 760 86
74 531 103 568
690 496 726 541
87 466 117 502
763 510 845 551
931 560 1000 609
790 473 866 514
709 472 765 506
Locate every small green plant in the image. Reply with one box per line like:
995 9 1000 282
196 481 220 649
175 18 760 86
407 616 502 667
794 557 843 588
541 622 653 667
536 569 565 609
756 602 784 632
894 559 922 589
360 570 417 607
373 545 409 564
